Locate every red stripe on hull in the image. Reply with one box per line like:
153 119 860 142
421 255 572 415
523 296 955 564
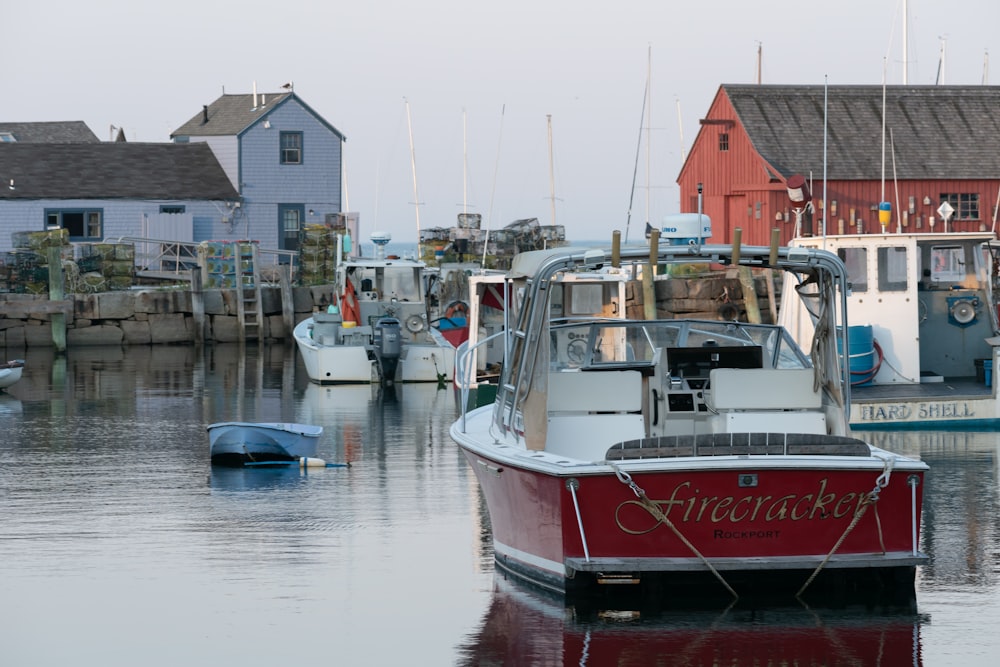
464 451 923 564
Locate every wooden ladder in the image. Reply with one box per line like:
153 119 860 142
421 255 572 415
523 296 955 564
235 241 263 343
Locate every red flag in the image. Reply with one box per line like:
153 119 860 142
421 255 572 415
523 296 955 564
481 283 506 311
340 279 361 324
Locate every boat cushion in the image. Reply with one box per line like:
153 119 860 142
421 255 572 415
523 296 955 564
547 369 642 413
708 368 821 410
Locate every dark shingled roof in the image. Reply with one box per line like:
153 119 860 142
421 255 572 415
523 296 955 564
722 84 1000 180
0 143 239 200
171 92 345 141
0 121 100 143
171 93 292 137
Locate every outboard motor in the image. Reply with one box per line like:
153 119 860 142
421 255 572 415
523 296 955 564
373 317 402 384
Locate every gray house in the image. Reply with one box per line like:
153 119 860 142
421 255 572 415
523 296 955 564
0 140 238 255
171 91 348 254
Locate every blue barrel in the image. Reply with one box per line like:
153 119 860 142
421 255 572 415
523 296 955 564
837 325 877 387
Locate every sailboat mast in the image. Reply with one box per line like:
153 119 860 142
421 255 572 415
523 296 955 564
547 114 556 229
645 46 651 229
405 97 422 259
903 0 908 84
463 108 468 216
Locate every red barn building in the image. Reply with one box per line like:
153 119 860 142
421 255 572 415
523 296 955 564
678 85 1000 245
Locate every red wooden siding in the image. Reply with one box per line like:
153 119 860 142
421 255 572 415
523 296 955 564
678 87 1000 245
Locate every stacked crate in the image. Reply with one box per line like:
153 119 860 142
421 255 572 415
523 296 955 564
75 243 136 291
199 241 238 288
6 229 72 293
298 224 336 285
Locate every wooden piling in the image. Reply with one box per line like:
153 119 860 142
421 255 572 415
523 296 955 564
48 247 66 353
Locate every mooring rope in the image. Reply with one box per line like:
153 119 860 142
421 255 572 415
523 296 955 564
797 454 895 598
610 463 738 600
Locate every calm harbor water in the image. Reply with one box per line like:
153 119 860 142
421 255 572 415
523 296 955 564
1 344 998 666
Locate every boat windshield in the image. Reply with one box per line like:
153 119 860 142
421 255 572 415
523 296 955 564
380 266 423 301
548 320 809 373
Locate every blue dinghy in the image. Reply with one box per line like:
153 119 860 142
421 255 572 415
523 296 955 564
208 422 323 466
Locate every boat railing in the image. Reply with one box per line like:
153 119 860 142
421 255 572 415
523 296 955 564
456 330 507 430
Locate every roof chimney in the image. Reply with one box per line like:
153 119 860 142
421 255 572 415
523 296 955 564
202 105 209 124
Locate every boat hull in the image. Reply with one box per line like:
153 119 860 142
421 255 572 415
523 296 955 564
850 378 1000 429
294 317 455 384
208 422 322 466
455 425 925 598
0 360 24 390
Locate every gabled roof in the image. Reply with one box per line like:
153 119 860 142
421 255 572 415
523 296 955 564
722 84 1000 180
0 121 100 143
171 92 345 140
0 143 239 200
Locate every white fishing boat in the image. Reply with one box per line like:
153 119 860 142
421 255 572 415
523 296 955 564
0 359 24 391
207 421 323 466
294 232 461 385
787 231 1000 429
451 217 928 601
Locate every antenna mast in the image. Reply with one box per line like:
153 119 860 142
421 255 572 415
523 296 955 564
756 41 762 84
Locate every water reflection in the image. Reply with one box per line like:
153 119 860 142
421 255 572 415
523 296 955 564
2 346 998 663
458 576 924 666
861 430 1000 593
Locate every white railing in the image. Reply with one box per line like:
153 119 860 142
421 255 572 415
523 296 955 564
456 330 506 430
101 237 300 286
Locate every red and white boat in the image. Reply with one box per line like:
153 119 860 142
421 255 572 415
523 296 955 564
450 221 928 600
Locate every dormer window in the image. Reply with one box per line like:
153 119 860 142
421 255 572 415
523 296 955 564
280 131 303 165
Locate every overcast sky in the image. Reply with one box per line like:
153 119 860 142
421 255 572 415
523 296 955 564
4 1 998 244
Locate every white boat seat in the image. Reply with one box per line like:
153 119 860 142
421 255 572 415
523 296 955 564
708 368 821 410
548 369 642 413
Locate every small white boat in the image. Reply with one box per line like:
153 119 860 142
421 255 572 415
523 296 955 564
207 421 323 466
294 232 460 385
0 360 24 391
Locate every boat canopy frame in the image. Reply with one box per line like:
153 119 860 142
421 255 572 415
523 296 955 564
492 242 853 441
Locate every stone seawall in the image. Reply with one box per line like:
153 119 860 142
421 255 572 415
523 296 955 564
0 285 336 348
1 270 777 349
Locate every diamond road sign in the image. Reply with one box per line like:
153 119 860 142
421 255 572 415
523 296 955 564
937 201 955 220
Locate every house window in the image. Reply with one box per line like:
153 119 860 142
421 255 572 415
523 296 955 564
940 193 980 220
0 132 15 142
718 133 729 151
280 131 303 164
160 205 186 214
45 209 102 240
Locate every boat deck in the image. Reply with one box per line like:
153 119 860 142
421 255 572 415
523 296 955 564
850 376 990 401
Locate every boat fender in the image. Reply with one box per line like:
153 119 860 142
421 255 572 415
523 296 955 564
300 457 328 467
444 300 470 320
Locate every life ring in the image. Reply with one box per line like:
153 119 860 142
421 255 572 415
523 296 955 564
444 300 469 320
718 303 739 321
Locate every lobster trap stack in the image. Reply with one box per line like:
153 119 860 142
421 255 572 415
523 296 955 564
298 224 337 286
1 230 72 294
73 243 136 292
